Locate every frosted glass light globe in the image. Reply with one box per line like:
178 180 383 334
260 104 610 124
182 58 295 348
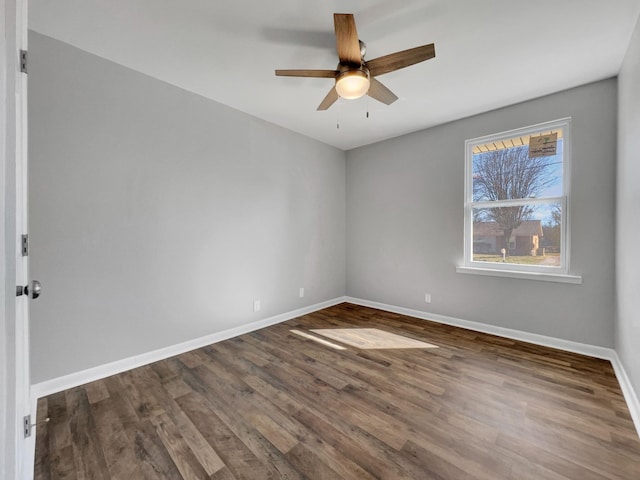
335 70 370 99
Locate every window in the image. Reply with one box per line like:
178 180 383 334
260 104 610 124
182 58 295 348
460 118 578 282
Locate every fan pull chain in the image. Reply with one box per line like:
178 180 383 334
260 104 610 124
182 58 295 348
366 96 370 118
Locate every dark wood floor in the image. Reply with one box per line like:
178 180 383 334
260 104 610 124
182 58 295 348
34 303 640 479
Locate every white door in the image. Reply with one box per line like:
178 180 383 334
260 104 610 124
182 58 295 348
13 0 35 478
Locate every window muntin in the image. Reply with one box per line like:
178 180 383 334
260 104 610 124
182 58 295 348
464 119 570 274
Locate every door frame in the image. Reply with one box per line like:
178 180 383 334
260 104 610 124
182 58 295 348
16 0 32 474
16 0 33 474
3 0 32 478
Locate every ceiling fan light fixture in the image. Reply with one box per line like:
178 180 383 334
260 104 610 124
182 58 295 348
275 14 435 110
335 69 370 99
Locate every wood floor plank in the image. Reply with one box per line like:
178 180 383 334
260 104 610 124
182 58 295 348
400 439 484 480
34 303 640 479
283 442 341 479
186 365 306 479
33 398 50 480
292 406 420 479
294 427 376 479
495 430 612 480
174 391 276 480
88 395 139 479
52 445 78 480
65 387 111 480
159 396 226 476
119 367 167 421
149 413 210 480
46 392 73 453
84 381 109 405
131 418 184 479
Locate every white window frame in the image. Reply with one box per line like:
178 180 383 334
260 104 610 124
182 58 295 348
458 118 582 284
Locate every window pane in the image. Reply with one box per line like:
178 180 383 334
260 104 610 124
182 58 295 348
472 132 563 201
472 203 562 267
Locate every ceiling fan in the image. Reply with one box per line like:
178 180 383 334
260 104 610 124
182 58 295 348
275 13 436 110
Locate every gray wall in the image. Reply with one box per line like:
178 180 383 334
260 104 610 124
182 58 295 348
28 32 346 383
346 79 617 347
617 17 640 395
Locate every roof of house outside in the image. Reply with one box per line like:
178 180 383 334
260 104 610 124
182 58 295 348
473 220 543 237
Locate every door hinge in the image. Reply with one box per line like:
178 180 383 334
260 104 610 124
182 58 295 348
20 50 27 74
23 415 31 437
24 414 49 438
21 234 28 256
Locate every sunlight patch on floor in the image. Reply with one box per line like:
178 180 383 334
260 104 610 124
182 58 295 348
310 328 438 350
289 329 347 350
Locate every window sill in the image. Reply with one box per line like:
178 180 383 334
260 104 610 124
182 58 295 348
456 266 583 284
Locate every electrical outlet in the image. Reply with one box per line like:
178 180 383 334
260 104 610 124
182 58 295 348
425 293 431 303
253 300 261 312
299 287 305 298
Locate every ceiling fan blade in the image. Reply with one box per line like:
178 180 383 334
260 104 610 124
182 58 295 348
366 43 435 77
334 13 361 65
317 87 339 111
275 69 338 78
367 78 398 105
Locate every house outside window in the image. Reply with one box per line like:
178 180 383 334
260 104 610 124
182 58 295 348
461 118 574 280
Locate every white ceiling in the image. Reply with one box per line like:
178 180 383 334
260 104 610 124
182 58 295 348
29 0 640 150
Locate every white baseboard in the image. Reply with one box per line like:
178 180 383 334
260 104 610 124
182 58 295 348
345 297 615 358
609 352 640 437
31 296 347 400
345 296 640 437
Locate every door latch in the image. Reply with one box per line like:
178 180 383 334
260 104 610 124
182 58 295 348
16 280 42 299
